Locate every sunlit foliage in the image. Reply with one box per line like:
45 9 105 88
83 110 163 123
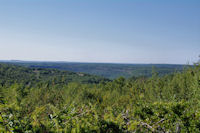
0 63 199 132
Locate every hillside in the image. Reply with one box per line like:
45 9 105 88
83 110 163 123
0 62 200 132
0 61 185 79
0 63 109 86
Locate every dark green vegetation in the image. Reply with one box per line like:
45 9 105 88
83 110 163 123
0 63 109 85
1 60 184 79
0 62 200 132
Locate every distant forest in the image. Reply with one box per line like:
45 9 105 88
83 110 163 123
0 61 185 79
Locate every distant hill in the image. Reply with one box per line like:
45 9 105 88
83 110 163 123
0 60 186 79
0 63 109 86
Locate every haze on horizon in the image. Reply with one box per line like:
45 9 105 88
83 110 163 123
0 0 199 64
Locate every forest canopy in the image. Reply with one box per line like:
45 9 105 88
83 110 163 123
0 62 200 132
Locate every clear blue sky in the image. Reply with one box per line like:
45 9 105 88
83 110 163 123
0 0 199 64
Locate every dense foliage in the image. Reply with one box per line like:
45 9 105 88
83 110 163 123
0 62 200 132
2 61 184 79
0 63 109 85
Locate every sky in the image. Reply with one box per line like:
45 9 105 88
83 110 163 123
0 0 199 64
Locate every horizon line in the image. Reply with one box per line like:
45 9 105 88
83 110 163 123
0 59 190 65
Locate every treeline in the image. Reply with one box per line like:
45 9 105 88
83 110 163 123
0 63 200 132
3 61 184 79
0 63 109 86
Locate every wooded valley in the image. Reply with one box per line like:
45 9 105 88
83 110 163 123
0 62 200 132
